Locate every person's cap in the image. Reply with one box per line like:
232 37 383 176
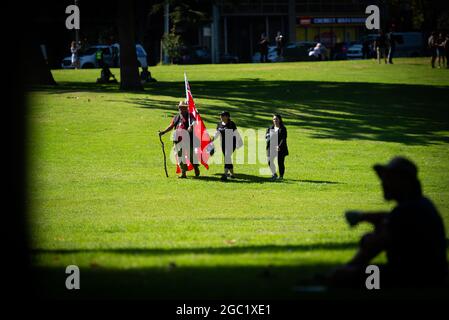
178 100 188 108
220 111 230 117
373 156 418 180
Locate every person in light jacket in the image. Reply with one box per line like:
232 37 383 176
266 114 289 181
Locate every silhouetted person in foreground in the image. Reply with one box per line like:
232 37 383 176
327 156 448 288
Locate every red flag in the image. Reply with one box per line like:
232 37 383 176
184 73 213 170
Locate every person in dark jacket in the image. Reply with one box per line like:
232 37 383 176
327 157 448 288
211 111 238 181
428 31 438 68
259 33 269 63
386 29 397 64
375 30 387 64
266 114 289 181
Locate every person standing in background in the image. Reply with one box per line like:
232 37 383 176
374 30 387 64
70 41 80 69
259 33 269 63
211 111 239 181
436 32 446 68
444 33 449 69
386 28 397 64
428 32 438 68
275 31 285 61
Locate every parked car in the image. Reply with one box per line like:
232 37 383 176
220 52 239 63
392 32 424 57
331 42 348 60
61 44 147 69
175 46 211 64
252 46 278 62
346 44 363 59
360 32 424 57
282 42 316 62
331 41 361 60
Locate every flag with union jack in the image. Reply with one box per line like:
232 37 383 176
174 73 213 173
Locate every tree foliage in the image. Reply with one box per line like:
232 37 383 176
161 27 183 64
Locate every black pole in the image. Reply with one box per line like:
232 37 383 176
75 0 80 45
159 134 169 178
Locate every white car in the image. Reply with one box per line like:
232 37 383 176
346 44 363 59
61 43 148 69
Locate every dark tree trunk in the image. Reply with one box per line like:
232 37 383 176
25 42 57 86
117 0 143 91
24 8 56 86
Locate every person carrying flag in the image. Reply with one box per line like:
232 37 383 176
159 100 200 178
158 73 213 178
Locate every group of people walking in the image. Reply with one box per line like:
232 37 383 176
428 31 449 69
158 101 288 181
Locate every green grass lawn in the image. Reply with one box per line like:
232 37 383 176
28 58 449 299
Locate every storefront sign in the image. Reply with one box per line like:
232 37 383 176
310 17 366 25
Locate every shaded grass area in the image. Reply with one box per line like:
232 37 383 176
33 264 449 300
28 58 449 299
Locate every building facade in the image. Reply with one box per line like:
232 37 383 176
213 0 382 62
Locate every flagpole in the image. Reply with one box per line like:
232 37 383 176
184 72 192 127
184 72 188 102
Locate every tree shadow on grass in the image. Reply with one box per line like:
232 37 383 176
32 243 357 299
32 242 358 256
31 244 449 299
129 80 447 146
32 80 449 145
32 257 449 300
32 264 342 300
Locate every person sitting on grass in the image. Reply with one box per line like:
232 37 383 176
140 66 157 83
96 64 117 84
326 156 448 288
